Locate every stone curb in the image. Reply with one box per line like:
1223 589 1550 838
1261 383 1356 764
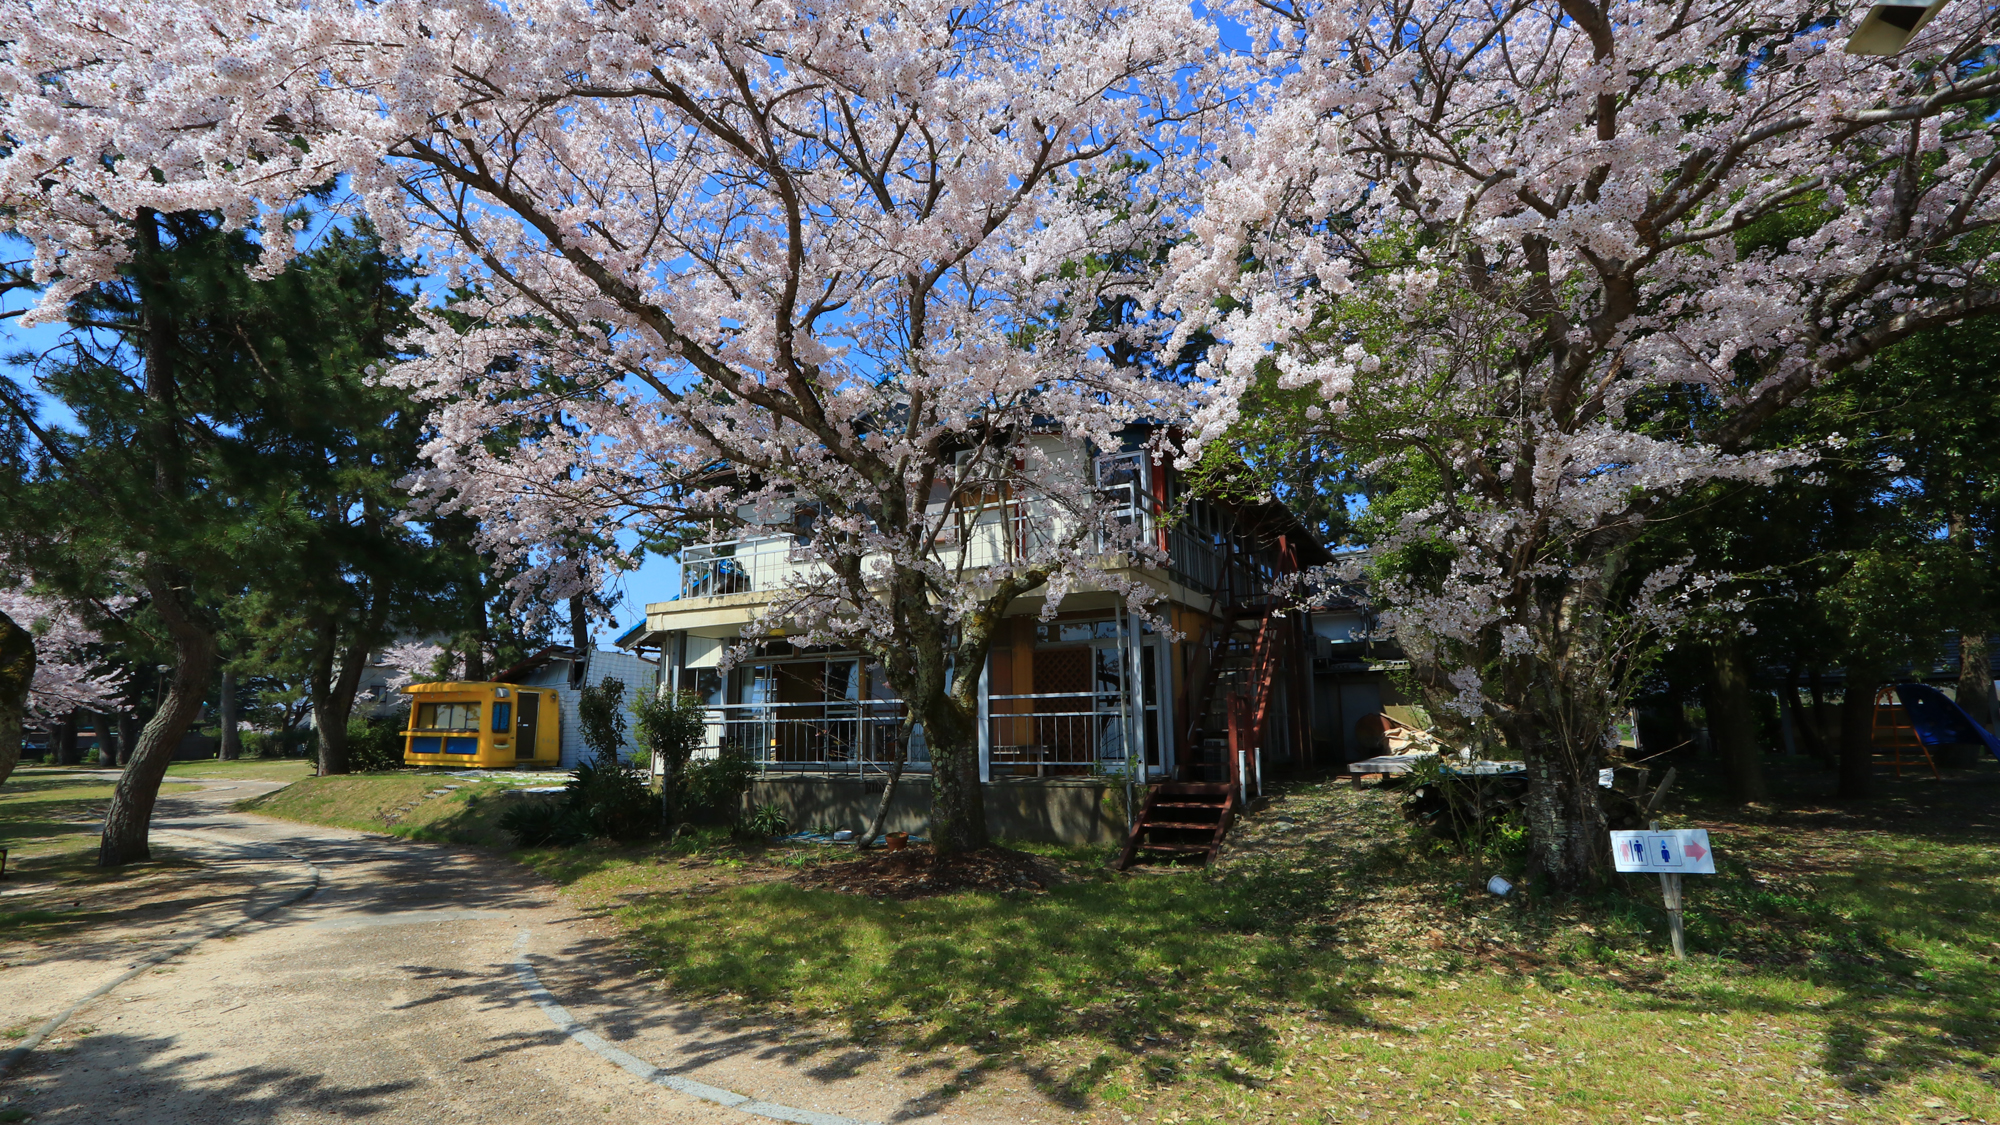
511 930 878 1125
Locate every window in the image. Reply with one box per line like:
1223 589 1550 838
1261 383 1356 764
1033 619 1152 645
492 702 512 732
415 702 481 731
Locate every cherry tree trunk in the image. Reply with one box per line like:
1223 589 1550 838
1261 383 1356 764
0 611 34 788
1836 673 1879 800
918 685 988 855
1708 636 1767 803
99 564 216 865
1959 631 1994 731
1514 737 1609 891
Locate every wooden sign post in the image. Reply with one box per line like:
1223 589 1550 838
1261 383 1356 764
1610 824 1715 959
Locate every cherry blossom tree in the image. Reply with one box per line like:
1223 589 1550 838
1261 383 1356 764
0 584 123 785
0 0 1220 851
1172 0 2000 884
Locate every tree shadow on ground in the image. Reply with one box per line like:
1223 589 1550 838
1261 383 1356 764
8 1032 416 1122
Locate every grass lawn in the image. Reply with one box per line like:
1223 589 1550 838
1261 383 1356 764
513 759 2000 1125
0 769 206 941
238 770 556 849
164 758 316 783
235 759 2000 1123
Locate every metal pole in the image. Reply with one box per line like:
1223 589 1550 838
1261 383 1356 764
1117 598 1137 834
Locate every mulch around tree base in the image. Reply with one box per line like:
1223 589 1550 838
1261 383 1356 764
791 844 1062 899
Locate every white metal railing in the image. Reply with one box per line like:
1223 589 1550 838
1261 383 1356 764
680 536 820 599
674 461 1165 602
985 691 1142 778
700 699 927 774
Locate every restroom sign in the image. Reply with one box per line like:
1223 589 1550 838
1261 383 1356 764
1609 829 1715 874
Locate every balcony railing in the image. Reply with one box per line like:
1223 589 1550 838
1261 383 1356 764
986 691 1141 778
680 536 817 599
698 691 1143 778
700 699 924 774
671 455 1287 603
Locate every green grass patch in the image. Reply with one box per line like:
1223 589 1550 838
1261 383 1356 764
0 770 205 904
226 759 2000 1122
0 909 78 941
238 772 544 849
523 764 2000 1123
163 758 315 783
0 771 124 879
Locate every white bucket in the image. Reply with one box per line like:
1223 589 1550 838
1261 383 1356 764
1486 875 1513 896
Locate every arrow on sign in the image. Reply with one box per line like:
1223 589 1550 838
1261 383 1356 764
1683 840 1708 862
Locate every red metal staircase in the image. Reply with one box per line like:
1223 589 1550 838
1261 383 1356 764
1116 536 1300 871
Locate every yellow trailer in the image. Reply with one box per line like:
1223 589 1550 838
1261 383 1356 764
401 681 560 769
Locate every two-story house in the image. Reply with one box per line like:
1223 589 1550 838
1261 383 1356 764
617 432 1407 859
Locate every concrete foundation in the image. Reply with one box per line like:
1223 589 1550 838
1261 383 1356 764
742 773 1132 846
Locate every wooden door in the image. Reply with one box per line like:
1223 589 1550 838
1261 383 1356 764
516 693 540 759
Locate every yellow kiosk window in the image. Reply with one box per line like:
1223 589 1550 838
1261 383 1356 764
416 702 481 730
492 702 512 732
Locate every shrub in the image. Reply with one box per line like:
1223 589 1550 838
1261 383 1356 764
497 759 655 847
564 759 656 842
346 711 408 771
242 729 311 759
577 676 629 767
496 798 592 847
681 749 757 822
632 688 707 831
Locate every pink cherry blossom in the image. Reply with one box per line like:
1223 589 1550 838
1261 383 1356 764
1170 0 1999 881
0 584 124 718
0 0 1226 849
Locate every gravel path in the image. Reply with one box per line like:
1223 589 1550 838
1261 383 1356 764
1 780 1051 1124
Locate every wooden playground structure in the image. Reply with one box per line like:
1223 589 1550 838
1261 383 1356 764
1870 685 1942 779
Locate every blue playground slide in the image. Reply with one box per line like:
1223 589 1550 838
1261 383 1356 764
1892 682 2000 764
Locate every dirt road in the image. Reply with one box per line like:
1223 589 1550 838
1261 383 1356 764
1 780 1057 1124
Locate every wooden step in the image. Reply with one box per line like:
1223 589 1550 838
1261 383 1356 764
1151 800 1226 810
1141 820 1221 831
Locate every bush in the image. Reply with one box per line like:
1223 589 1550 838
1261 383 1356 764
242 729 312 759
566 759 656 842
681 749 757 822
577 677 629 767
498 759 656 847
496 798 592 847
632 688 707 830
346 711 408 771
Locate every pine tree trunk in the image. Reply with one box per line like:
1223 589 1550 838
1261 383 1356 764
0 611 35 787
568 593 590 689
116 710 138 767
218 668 240 760
1709 636 1767 802
1958 631 1993 731
1836 673 1878 800
1808 669 1833 760
1783 670 1825 763
99 561 217 866
314 603 383 776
